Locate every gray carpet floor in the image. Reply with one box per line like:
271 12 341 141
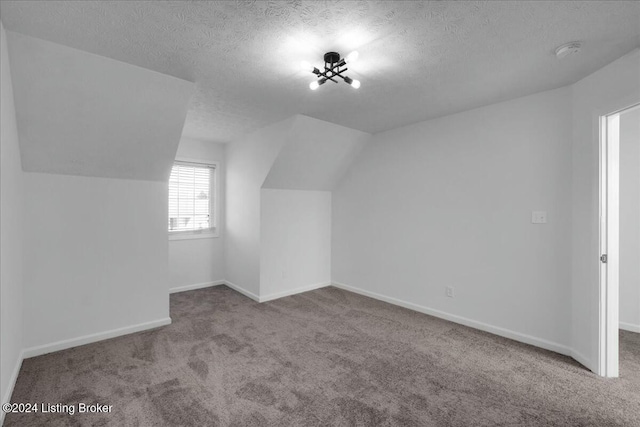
5 286 640 426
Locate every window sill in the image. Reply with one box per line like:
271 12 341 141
169 230 219 241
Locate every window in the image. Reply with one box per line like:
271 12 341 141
168 161 217 237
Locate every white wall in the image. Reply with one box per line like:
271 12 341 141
260 189 331 300
225 118 295 296
0 20 24 411
169 139 226 292
22 173 170 353
333 87 573 352
226 114 369 300
619 108 640 331
263 115 370 191
571 49 640 369
7 31 193 181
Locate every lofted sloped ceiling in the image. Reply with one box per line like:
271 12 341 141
263 115 370 191
6 31 194 181
0 1 638 144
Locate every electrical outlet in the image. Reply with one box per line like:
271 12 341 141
446 286 454 298
281 270 286 279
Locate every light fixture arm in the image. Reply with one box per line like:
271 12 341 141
317 65 348 83
306 51 360 90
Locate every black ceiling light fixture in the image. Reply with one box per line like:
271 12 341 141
301 51 360 90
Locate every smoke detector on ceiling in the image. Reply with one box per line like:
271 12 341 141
555 42 582 59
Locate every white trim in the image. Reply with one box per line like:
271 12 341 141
606 113 621 378
598 111 623 378
224 281 260 302
1 349 25 426
598 111 608 377
620 322 640 333
331 281 573 357
169 280 225 294
169 229 219 240
595 97 640 377
174 156 219 166
259 282 331 303
169 159 221 237
23 317 172 359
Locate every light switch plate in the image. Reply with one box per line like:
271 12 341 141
531 211 547 224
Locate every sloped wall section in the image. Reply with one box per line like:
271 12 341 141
259 115 370 299
4 32 195 361
225 117 297 297
7 31 194 181
225 114 370 299
263 115 371 191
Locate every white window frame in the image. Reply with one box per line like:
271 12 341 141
168 158 220 241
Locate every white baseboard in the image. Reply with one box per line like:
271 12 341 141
169 280 225 294
23 317 172 359
1 349 25 423
224 281 260 302
259 282 331 303
331 281 573 357
224 280 331 303
620 322 640 333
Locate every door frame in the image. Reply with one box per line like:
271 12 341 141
598 102 640 377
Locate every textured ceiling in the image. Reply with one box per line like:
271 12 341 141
1 1 639 143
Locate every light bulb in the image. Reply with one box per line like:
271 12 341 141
350 79 361 89
309 81 320 90
345 51 359 63
300 60 314 72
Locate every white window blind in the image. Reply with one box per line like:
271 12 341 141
168 162 215 232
